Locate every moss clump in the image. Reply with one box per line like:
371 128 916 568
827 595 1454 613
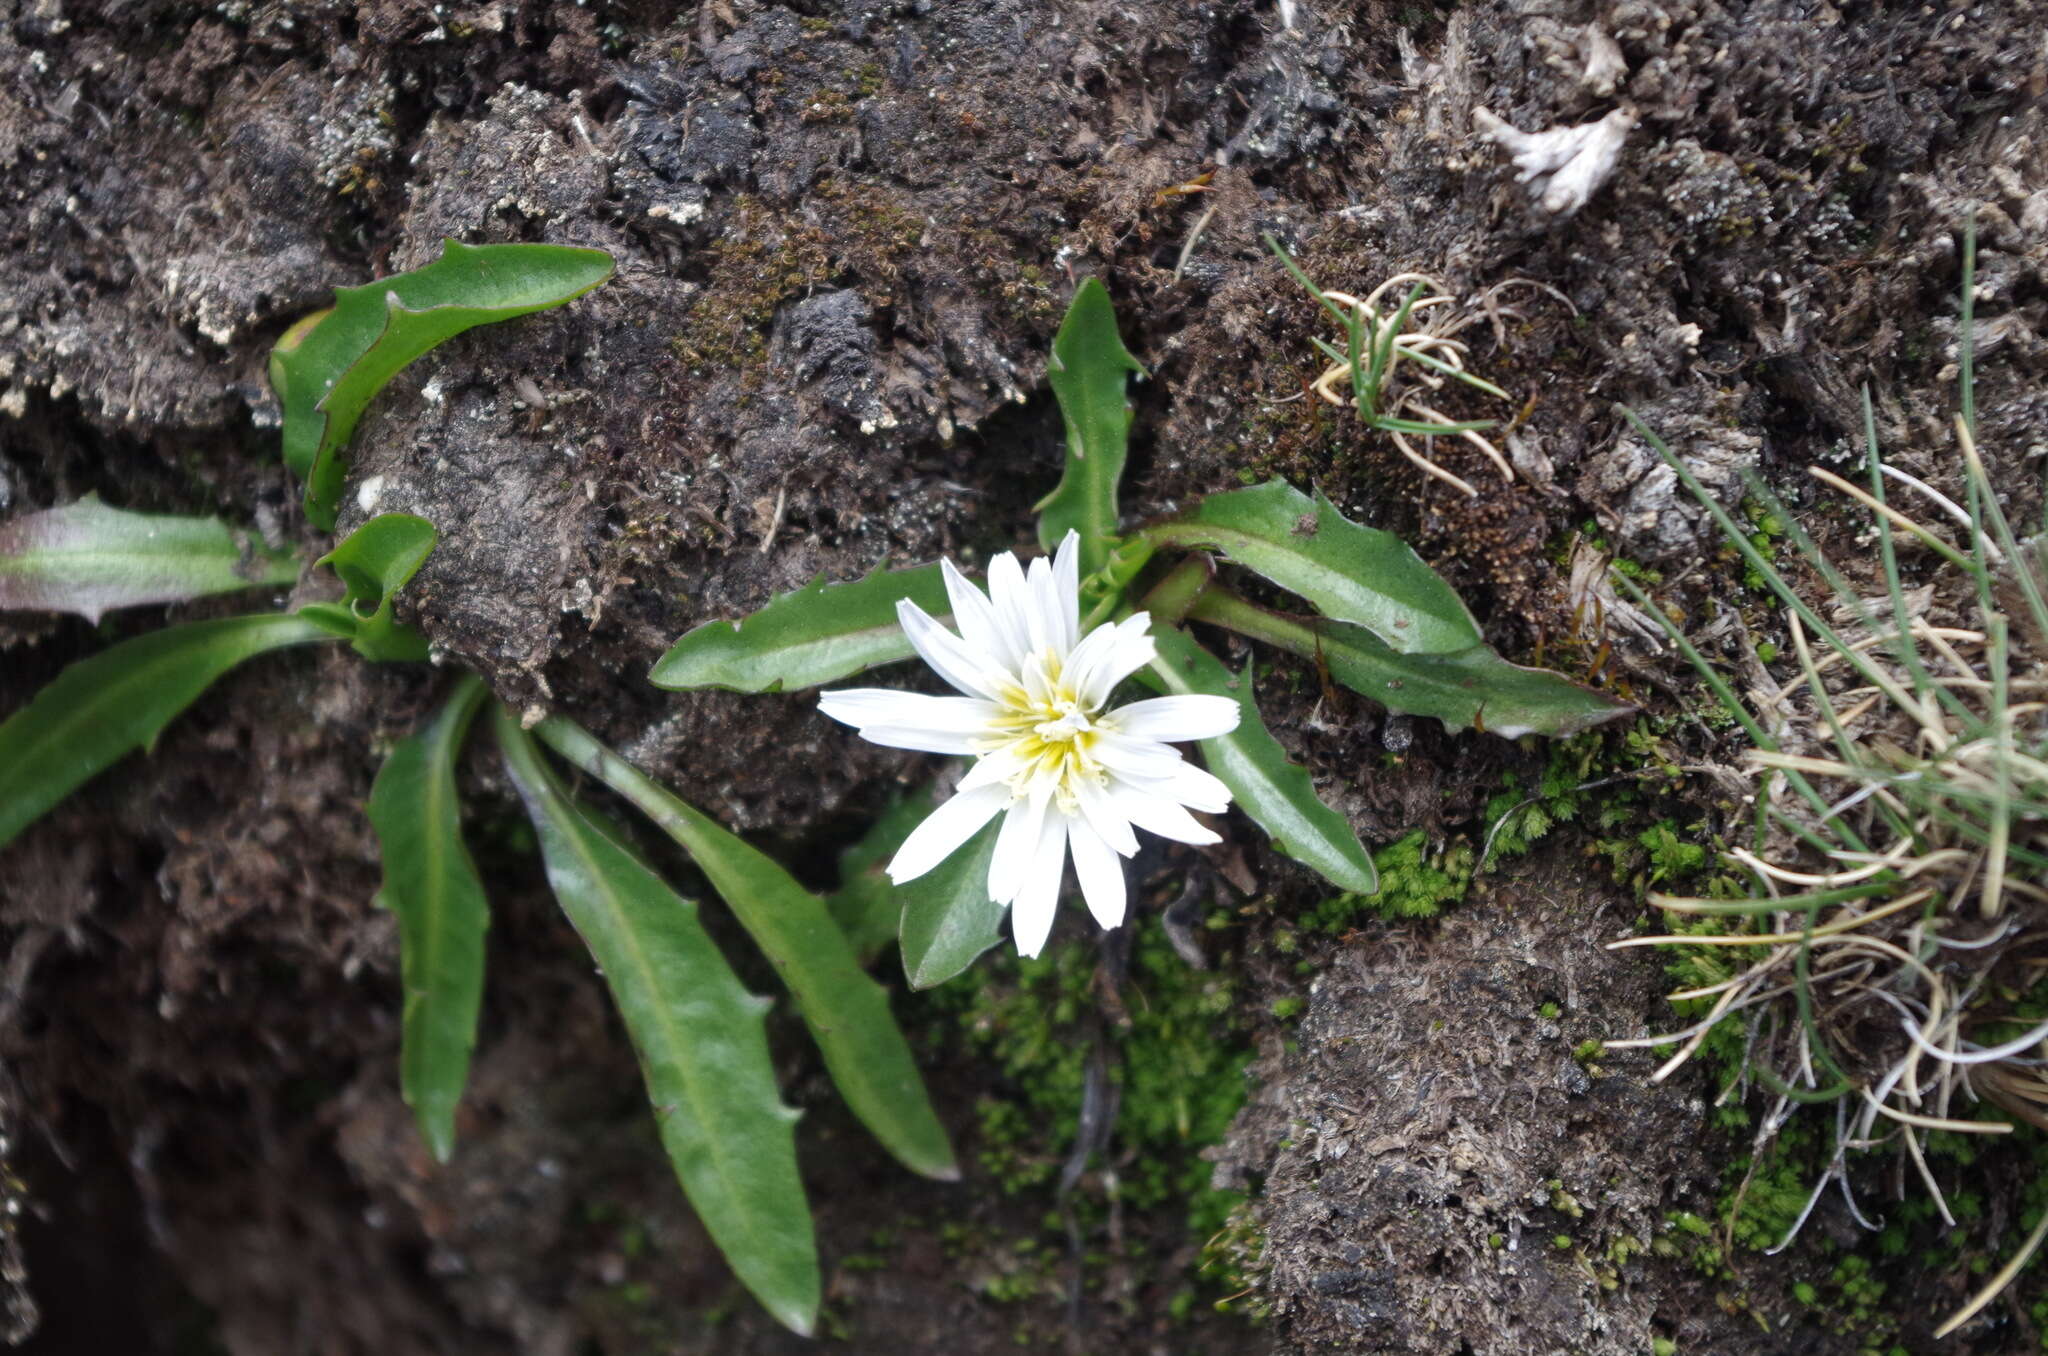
809 179 926 300
932 925 1254 1246
800 87 857 124
1299 722 1718 935
1308 831 1470 931
1198 1197 1270 1321
672 197 836 373
1719 1124 1821 1254
1620 820 1711 888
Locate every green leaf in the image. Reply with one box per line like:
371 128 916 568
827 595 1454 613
298 513 436 662
0 614 334 850
650 562 947 693
367 673 490 1164
270 240 615 529
897 816 1007 990
1316 626 1633 738
1189 591 1634 738
827 789 933 961
493 709 818 1336
1146 626 1378 894
0 498 297 623
532 717 957 1182
1035 278 1146 575
1141 480 1483 653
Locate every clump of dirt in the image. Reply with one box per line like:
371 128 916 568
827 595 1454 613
1211 855 1816 1355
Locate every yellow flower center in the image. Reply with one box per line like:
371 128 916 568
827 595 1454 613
980 653 1107 811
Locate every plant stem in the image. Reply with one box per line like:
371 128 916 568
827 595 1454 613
1078 536 1157 633
1184 587 1320 659
1136 554 1214 626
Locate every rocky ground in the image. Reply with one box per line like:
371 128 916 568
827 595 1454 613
2 0 2045 1351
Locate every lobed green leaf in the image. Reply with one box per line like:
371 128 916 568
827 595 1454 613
0 614 335 850
1142 480 1483 654
1036 278 1146 575
298 513 437 662
1190 591 1634 738
493 709 818 1336
366 673 490 1164
1313 625 1633 738
532 717 957 1182
1146 627 1379 894
649 562 947 693
898 815 1009 989
0 498 296 623
270 240 615 529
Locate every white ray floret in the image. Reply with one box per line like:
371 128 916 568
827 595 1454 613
818 531 1239 956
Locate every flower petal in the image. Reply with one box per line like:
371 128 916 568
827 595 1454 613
1104 694 1240 743
1052 530 1080 652
986 550 1035 662
988 788 1049 905
819 689 1001 733
1068 817 1127 930
898 599 1003 701
1070 613 1156 708
1026 554 1063 657
1072 776 1139 856
816 687 901 728
1019 647 1057 708
958 747 1026 792
851 725 984 755
941 557 1015 670
1009 811 1068 958
1090 729 1190 781
887 783 1010 883
1056 621 1120 703
1170 761 1233 813
1107 782 1222 846
1134 759 1233 814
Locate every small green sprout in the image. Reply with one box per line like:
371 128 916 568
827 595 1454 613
1 243 614 854
0 513 432 848
1264 234 1526 499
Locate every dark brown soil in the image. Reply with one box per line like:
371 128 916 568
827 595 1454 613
3 0 2046 1352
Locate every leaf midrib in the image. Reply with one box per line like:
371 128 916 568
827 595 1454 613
1 615 318 775
1149 518 1467 639
406 714 465 1106
543 780 791 1302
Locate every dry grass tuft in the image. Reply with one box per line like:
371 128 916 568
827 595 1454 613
1607 221 2048 1337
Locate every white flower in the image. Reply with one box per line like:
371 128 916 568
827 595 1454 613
819 532 1240 957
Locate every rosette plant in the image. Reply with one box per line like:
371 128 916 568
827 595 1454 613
1 242 958 1336
653 279 1634 986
